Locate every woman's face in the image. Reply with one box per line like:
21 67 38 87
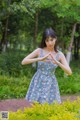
45 36 56 49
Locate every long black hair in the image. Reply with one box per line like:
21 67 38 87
40 28 58 52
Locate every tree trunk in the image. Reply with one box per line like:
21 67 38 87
0 18 9 52
74 24 80 59
33 12 38 46
66 23 77 64
74 39 79 59
0 0 11 52
61 19 64 38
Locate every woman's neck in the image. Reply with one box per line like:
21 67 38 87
44 47 55 52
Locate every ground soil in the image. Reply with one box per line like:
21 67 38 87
0 95 80 112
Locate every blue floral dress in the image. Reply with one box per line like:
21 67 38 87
25 48 61 104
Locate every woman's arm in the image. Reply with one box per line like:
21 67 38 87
50 52 72 75
21 48 40 65
21 48 51 65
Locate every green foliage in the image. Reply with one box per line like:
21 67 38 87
56 59 80 95
9 98 80 120
0 50 36 99
1 0 80 53
58 73 80 95
0 50 36 77
53 0 80 22
0 75 31 99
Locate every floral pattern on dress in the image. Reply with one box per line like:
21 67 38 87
26 48 61 104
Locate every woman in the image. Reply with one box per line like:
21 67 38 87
21 28 72 104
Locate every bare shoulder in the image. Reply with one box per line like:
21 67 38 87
58 50 65 60
24 48 40 59
33 48 41 56
34 48 40 52
58 51 65 56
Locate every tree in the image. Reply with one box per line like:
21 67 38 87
51 0 80 64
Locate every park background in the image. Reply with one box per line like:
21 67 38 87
0 0 80 101
0 0 80 120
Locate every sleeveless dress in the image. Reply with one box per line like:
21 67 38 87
25 48 61 104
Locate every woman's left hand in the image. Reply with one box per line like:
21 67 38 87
49 53 58 64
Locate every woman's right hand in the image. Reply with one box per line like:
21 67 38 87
39 53 51 62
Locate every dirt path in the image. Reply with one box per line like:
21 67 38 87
0 95 80 112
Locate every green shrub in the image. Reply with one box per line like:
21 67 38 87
9 98 80 120
0 50 36 77
0 75 31 100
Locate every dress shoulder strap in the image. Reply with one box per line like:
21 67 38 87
39 48 43 57
56 50 61 60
